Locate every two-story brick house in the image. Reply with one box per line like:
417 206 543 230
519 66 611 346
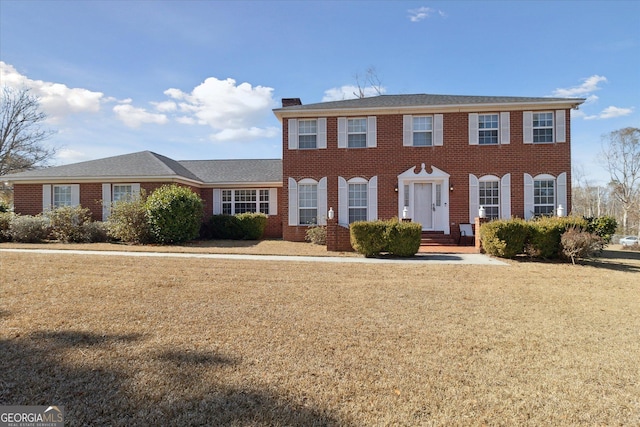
272 94 585 249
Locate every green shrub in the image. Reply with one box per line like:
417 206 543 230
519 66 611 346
527 216 587 259
561 227 604 264
107 192 151 244
208 215 244 239
305 225 327 245
585 216 617 244
0 211 13 242
350 220 387 257
0 202 9 213
47 205 93 243
145 185 203 244
82 221 109 243
8 214 49 243
385 220 422 257
480 218 529 258
236 212 268 240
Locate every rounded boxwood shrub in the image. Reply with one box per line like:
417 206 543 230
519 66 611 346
527 216 587 259
350 220 387 257
385 220 422 257
236 212 268 240
145 184 204 244
585 215 617 244
480 218 529 259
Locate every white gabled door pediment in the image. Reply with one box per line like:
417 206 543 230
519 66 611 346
398 163 450 180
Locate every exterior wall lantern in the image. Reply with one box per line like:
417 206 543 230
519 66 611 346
328 207 334 220
478 206 486 219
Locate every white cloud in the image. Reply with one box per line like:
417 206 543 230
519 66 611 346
152 100 178 112
584 106 634 120
0 61 103 121
552 75 607 97
113 104 168 128
163 77 277 141
322 85 387 102
408 6 446 22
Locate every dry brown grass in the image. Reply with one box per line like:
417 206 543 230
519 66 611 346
1 243 639 426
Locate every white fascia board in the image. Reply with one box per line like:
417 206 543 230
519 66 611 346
200 182 283 188
6 176 204 187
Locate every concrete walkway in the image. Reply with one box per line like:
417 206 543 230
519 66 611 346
0 248 507 265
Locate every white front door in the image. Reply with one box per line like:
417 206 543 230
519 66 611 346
414 183 433 230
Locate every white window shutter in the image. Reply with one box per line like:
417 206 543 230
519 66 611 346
42 184 52 212
338 176 348 226
288 119 298 150
403 115 413 146
557 172 567 212
337 117 347 148
524 173 534 219
102 183 111 220
468 113 479 145
317 177 327 226
555 110 566 143
469 174 479 223
71 184 80 206
132 183 140 196
288 178 298 226
368 176 378 221
317 118 327 149
434 114 444 146
212 189 222 214
269 188 277 215
500 112 510 144
501 173 511 219
523 112 533 144
367 116 377 148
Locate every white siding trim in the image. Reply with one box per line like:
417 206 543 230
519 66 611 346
434 114 444 146
524 173 534 219
102 183 111 220
555 110 566 143
288 119 298 150
468 113 479 145
523 111 533 144
317 177 327 226
42 184 52 212
288 178 298 226
338 176 348 226
367 116 377 148
337 117 347 148
469 174 479 223
403 115 413 146
368 176 378 221
500 112 510 144
269 188 278 216
317 118 327 149
212 189 222 215
501 173 511 219
557 172 567 213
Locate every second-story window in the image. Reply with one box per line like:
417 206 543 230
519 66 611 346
413 116 433 146
298 119 317 149
478 114 499 145
533 112 554 143
348 118 367 148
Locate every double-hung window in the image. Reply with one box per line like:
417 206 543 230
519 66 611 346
348 183 368 223
479 180 500 219
478 114 499 145
534 179 555 215
113 185 134 202
412 116 433 146
298 119 317 149
298 184 318 225
533 112 554 143
221 189 270 215
347 118 367 148
53 185 72 208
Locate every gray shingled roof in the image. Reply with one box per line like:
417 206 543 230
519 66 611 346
274 93 585 113
3 151 282 184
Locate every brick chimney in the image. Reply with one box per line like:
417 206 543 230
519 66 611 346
282 98 302 107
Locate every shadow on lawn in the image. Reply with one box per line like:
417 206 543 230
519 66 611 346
0 330 345 426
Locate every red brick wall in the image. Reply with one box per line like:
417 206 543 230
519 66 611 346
282 110 572 242
12 184 42 216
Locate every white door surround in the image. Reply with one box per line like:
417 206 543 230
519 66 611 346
397 164 450 234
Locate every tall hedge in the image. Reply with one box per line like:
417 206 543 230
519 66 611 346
145 185 204 244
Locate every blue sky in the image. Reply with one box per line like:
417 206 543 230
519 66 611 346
1 0 638 184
